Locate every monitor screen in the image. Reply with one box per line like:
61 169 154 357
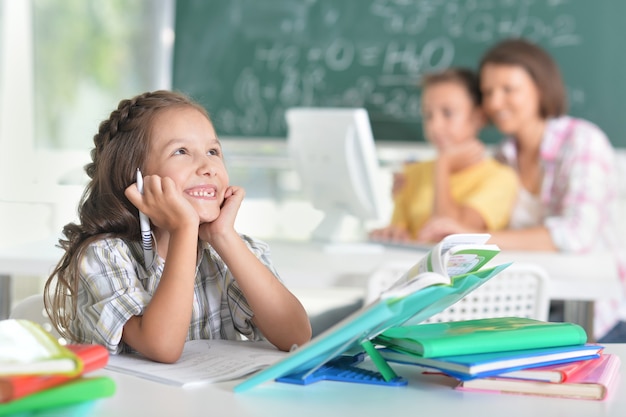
286 107 384 242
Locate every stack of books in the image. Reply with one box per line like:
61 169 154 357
0 319 115 415
374 317 620 400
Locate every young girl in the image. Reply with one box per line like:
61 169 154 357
369 68 518 243
44 90 312 363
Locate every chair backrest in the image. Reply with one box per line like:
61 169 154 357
9 293 65 343
365 262 550 322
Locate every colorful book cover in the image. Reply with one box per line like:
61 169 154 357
0 319 82 377
378 344 603 379
375 317 588 358
457 353 620 400
0 344 109 403
0 376 116 416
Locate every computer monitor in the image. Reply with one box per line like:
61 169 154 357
286 107 384 242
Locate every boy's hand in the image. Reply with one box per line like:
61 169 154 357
391 171 407 197
417 216 473 243
438 140 485 173
369 225 412 243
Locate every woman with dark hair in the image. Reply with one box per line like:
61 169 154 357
419 38 626 342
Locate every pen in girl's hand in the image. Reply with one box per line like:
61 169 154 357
136 168 154 268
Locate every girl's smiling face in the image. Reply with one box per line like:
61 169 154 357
144 106 228 223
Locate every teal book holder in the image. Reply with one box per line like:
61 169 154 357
234 263 511 392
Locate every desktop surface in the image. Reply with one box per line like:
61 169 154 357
91 344 625 417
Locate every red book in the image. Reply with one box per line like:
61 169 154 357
457 353 621 401
493 355 605 383
0 344 109 403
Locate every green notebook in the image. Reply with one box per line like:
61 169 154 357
0 376 116 416
375 317 588 358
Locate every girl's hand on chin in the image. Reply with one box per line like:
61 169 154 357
199 186 245 243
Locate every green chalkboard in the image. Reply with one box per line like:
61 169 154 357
173 0 626 147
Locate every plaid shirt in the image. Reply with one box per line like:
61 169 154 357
497 116 626 338
72 235 275 353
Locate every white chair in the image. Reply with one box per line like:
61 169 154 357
365 261 550 322
10 293 65 343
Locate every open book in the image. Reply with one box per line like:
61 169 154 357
377 233 499 300
234 234 510 392
106 339 287 387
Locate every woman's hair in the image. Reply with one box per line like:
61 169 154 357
479 38 567 118
420 67 482 107
44 90 209 341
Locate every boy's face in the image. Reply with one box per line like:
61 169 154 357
144 106 228 223
420 81 484 151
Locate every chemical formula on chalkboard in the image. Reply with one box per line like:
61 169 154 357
173 0 625 147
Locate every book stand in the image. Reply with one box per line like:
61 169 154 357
235 263 511 392
277 341 407 386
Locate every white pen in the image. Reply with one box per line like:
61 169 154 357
136 168 154 268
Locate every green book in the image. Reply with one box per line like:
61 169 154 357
0 376 116 416
375 317 588 358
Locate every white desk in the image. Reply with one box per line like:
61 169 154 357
266 240 621 337
0 238 621 338
87 344 626 417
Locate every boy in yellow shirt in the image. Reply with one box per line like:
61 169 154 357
370 68 518 243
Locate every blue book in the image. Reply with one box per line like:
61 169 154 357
234 260 511 393
378 344 604 380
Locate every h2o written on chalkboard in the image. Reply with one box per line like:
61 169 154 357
173 0 626 146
